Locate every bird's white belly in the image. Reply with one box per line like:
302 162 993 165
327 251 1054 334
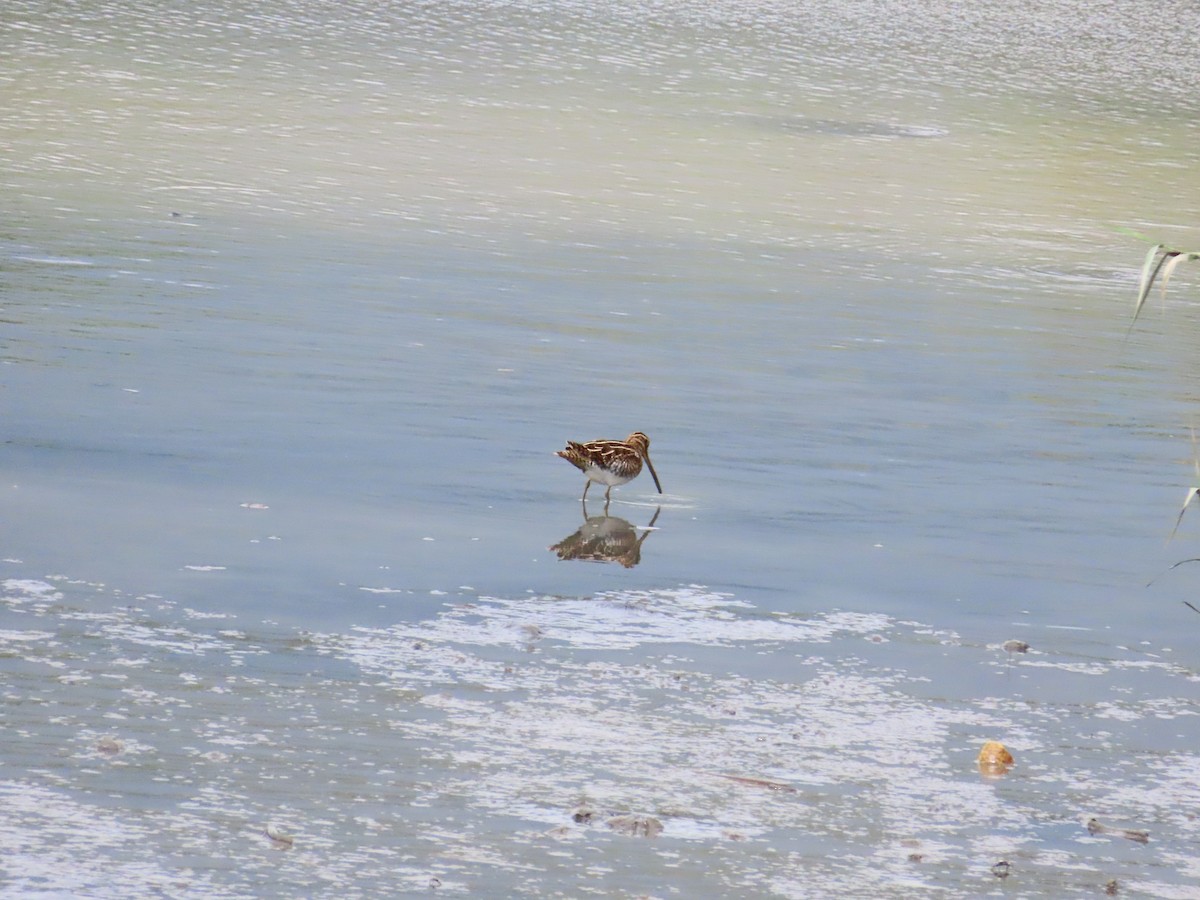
584 464 632 487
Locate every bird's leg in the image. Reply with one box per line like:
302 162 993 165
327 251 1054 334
582 480 591 501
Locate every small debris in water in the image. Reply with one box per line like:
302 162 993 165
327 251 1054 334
571 805 596 824
1002 639 1030 653
1105 879 1120 896
240 502 269 510
1087 818 1149 844
95 735 124 755
264 823 294 849
605 815 663 838
990 859 1011 879
717 774 798 793
977 740 1014 776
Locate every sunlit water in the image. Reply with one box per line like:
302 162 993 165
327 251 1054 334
4 1 1200 896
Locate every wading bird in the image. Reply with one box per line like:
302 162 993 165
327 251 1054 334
556 432 663 503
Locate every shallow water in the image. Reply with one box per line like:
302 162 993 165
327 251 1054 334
4 0 1200 896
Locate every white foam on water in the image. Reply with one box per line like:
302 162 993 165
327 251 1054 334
0 570 1197 896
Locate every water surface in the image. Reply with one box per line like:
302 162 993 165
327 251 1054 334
4 1 1200 896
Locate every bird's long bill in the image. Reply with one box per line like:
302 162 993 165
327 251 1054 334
643 454 663 493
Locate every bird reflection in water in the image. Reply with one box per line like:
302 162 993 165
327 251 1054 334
549 502 662 568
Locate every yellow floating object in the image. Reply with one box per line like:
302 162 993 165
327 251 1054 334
977 740 1014 775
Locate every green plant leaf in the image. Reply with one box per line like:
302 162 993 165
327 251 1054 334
1160 251 1200 300
1113 225 1155 243
1145 557 1200 587
1169 486 1200 541
1131 244 1166 330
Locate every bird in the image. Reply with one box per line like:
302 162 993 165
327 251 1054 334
556 432 663 503
549 506 662 568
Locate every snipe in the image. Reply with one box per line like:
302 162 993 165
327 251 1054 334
556 432 663 502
